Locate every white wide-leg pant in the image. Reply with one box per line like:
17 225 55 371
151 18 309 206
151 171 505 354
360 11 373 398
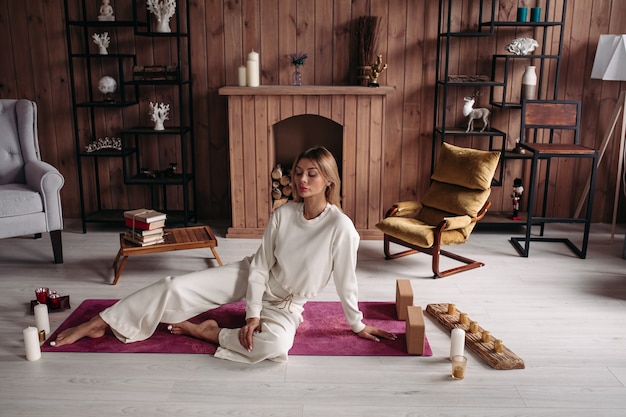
99 256 305 363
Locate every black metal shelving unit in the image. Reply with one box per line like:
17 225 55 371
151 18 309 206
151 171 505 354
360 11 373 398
433 0 567 222
64 0 196 232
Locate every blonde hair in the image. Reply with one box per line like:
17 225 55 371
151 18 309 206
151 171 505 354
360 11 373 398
290 146 341 208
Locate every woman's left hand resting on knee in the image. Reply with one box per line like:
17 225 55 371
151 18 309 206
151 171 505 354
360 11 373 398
357 325 397 342
239 317 261 351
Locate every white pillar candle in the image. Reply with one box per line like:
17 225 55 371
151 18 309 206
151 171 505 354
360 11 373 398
246 50 260 87
23 327 41 361
238 65 247 86
247 50 259 62
34 303 50 337
450 327 465 359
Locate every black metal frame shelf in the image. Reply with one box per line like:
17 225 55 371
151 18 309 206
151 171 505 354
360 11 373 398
67 20 147 28
65 0 196 231
75 100 139 107
78 148 136 158
121 126 192 135
124 174 194 186
433 0 568 224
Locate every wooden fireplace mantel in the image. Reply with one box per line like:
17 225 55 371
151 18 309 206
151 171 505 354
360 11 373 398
218 85 394 96
219 85 393 239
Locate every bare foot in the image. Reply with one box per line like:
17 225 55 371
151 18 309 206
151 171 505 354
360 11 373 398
169 319 221 344
52 315 108 347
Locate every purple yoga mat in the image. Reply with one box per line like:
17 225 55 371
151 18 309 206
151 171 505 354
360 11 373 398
42 299 432 356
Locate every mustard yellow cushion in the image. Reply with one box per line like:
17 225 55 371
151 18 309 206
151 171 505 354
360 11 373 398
376 217 435 247
421 181 491 217
414 205 452 226
432 142 500 191
376 215 475 248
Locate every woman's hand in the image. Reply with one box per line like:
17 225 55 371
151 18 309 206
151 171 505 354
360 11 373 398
239 317 261 351
357 325 397 342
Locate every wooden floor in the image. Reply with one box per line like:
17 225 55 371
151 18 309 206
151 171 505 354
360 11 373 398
1 220 625 416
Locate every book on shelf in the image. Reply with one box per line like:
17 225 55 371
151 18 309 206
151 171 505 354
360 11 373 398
123 208 167 223
125 218 166 230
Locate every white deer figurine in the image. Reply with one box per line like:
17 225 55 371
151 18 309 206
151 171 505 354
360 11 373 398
463 96 490 133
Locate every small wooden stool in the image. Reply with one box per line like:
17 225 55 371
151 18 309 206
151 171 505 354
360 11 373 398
112 225 223 285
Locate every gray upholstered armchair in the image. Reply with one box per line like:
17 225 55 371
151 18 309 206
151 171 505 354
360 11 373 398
0 99 64 263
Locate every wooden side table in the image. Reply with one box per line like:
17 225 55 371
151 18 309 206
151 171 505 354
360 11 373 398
112 226 223 285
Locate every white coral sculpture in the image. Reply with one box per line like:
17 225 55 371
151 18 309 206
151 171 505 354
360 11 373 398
149 102 170 131
147 0 176 33
92 32 110 55
505 38 539 56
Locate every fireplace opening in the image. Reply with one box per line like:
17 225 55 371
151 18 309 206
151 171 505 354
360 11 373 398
271 114 343 209
273 114 343 174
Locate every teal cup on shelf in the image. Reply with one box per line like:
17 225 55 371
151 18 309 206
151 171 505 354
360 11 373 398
530 7 541 22
517 7 528 22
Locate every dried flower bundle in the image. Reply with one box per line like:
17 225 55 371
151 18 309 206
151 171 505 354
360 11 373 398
290 52 308 67
357 16 381 66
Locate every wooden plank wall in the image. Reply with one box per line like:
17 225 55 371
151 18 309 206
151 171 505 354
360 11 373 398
1 0 625 224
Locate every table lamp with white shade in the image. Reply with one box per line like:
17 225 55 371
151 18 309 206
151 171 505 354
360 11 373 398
575 34 626 240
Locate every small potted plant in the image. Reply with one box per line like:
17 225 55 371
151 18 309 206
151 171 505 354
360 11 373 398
289 52 308 86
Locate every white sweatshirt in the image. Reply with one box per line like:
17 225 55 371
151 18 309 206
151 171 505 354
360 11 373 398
245 201 366 333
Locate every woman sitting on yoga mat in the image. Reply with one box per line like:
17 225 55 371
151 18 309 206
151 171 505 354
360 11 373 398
52 146 396 363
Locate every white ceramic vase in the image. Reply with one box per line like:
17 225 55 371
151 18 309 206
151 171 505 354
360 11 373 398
521 65 537 101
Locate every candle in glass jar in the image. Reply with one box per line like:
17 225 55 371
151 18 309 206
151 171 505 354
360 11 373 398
447 303 456 315
35 287 49 304
48 292 61 309
23 327 41 361
482 331 491 343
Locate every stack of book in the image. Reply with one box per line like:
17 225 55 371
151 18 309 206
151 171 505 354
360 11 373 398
123 209 167 246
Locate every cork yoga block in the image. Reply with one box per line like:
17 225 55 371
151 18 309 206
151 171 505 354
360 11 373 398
395 279 413 320
406 305 426 355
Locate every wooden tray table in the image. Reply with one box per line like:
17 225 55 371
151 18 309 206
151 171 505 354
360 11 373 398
112 226 223 285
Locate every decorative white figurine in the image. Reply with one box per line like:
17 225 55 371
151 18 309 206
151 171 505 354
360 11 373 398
463 96 490 133
505 38 539 55
97 75 117 101
92 32 110 55
147 0 176 33
149 102 170 130
97 0 115 21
